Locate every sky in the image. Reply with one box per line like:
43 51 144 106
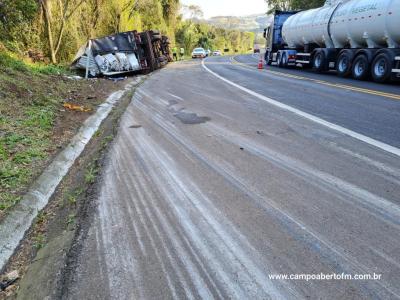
181 0 268 18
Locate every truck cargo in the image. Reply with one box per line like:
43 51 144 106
264 0 400 83
72 30 172 77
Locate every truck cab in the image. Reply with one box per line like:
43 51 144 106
264 10 298 65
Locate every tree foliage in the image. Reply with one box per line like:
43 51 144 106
265 0 325 13
0 0 38 50
176 21 254 54
0 0 255 63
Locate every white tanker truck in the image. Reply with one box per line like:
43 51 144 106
263 0 400 83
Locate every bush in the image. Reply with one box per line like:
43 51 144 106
0 0 38 39
0 51 29 72
0 50 67 74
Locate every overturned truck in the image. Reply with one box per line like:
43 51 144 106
72 30 172 77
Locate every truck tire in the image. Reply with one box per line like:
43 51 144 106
282 52 288 68
313 50 327 73
352 55 370 80
277 53 283 67
371 53 392 83
336 52 353 77
265 51 272 65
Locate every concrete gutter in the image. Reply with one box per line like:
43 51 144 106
0 77 144 270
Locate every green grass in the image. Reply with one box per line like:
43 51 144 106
66 213 76 228
22 107 55 130
0 122 51 211
65 187 84 207
0 49 111 215
30 64 66 75
0 52 29 72
0 160 31 187
0 51 68 75
67 194 77 206
32 233 46 249
13 148 47 164
0 143 7 160
0 51 69 213
0 193 21 211
84 165 98 184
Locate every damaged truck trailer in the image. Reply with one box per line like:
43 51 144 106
72 30 172 77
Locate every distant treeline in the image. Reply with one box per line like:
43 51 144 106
0 0 255 64
265 0 325 13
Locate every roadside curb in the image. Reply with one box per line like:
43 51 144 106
0 76 144 271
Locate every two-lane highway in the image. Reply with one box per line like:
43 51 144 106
63 55 400 299
209 54 400 147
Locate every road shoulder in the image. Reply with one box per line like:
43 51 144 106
0 78 144 300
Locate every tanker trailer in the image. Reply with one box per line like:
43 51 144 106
263 0 400 83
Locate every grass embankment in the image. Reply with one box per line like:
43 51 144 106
0 53 68 213
0 52 123 217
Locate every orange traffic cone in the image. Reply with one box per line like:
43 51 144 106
258 59 263 69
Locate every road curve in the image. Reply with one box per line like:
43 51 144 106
63 57 400 299
213 54 400 148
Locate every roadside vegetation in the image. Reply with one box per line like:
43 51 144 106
0 50 124 216
0 0 255 65
176 20 254 54
265 0 325 13
0 52 67 213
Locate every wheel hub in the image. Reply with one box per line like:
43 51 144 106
339 57 348 72
374 59 386 77
355 61 365 76
314 55 322 68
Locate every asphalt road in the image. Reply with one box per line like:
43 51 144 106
63 56 400 299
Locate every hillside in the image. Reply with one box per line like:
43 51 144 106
0 52 126 217
205 14 272 37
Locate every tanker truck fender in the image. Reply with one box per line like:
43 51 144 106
354 49 378 65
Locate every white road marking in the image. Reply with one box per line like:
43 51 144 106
201 59 400 158
167 92 184 101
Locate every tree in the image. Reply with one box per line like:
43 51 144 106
265 0 325 13
265 0 291 13
292 0 325 9
0 0 38 45
40 0 87 63
79 0 104 39
161 0 179 24
1 0 254 63
182 4 204 20
176 21 200 52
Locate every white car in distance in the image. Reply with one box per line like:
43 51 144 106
192 48 207 59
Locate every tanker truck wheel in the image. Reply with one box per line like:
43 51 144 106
371 53 391 83
265 51 272 65
336 52 352 77
352 55 370 81
276 53 283 67
312 50 327 73
281 53 288 68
